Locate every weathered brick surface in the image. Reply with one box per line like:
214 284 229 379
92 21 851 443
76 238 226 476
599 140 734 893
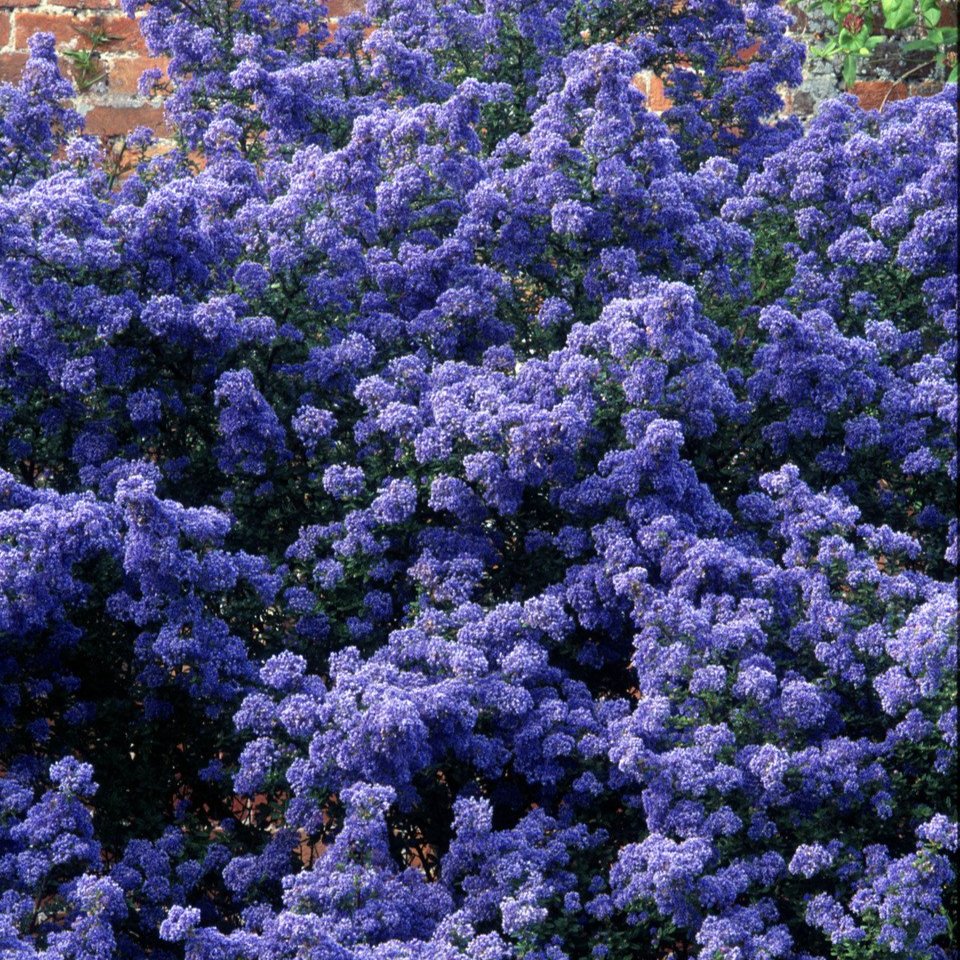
644 73 672 113
106 54 165 94
327 0 364 17
84 102 165 135
56 0 118 9
851 80 909 111
0 51 28 82
14 10 81 45
13 11 146 51
0 0 949 145
0 0 167 139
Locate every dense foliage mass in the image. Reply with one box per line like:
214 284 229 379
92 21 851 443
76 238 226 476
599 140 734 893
0 2 956 957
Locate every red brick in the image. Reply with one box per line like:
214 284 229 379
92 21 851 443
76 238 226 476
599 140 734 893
56 0 118 9
13 11 78 47
327 0 366 16
851 80 907 111
735 40 760 64
15 12 146 53
0 51 27 82
84 104 167 137
0 12 10 47
0 0 41 8
107 54 167 93
74 15 146 52
631 72 648 96
646 74 673 112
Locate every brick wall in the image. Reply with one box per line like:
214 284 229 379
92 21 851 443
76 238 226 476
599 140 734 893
0 0 951 143
0 0 168 137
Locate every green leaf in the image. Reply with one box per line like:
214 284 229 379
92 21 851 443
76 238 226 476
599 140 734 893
902 37 939 51
949 63 958 83
881 0 917 30
843 53 858 87
838 30 863 53
922 4 942 27
812 38 841 57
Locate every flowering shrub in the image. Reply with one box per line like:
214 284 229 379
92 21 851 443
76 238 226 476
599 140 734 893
0 0 955 957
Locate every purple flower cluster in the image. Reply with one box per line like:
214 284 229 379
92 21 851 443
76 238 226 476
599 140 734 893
0 2 955 958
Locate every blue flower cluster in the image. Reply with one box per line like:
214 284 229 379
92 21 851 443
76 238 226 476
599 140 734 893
0 1 955 957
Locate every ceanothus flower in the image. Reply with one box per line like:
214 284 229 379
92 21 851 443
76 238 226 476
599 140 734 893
0 2 954 958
